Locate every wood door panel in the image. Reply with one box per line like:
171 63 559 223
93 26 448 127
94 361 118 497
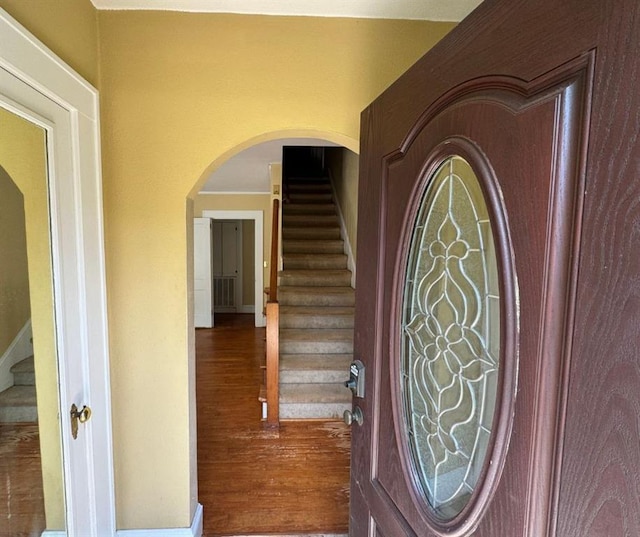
376 101 550 536
355 53 593 536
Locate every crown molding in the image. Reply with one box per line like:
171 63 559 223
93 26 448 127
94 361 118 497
89 0 481 22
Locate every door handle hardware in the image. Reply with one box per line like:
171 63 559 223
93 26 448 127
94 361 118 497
344 359 365 398
70 403 92 440
344 406 364 427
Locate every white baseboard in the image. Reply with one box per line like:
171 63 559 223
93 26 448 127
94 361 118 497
236 305 255 314
41 532 66 537
328 172 356 288
116 503 203 537
0 319 32 392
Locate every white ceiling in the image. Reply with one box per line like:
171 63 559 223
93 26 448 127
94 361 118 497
90 0 482 22
201 138 339 193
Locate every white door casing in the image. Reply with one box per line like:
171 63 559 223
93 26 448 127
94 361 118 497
203 210 265 327
0 8 115 536
193 218 214 328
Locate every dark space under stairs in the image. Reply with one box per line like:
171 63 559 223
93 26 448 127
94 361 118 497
0 356 37 423
278 175 354 419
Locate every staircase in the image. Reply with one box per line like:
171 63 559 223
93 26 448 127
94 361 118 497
278 176 354 419
0 356 37 422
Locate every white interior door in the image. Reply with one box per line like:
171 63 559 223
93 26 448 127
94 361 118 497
0 8 115 536
194 218 214 328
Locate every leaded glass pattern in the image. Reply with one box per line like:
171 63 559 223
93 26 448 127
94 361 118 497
401 156 500 520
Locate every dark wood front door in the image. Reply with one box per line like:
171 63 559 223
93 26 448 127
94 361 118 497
350 1 640 535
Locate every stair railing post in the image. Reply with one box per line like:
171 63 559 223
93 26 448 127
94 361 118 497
266 301 279 426
265 198 280 426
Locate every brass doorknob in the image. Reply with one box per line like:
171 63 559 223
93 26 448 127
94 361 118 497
343 406 364 426
70 404 92 440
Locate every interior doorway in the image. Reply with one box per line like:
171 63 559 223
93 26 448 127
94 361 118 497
203 210 264 327
212 219 249 313
190 133 360 536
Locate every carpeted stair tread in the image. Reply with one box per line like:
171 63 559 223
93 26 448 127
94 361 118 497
279 286 355 307
283 203 337 215
287 176 331 184
288 192 333 203
287 185 332 194
283 227 341 240
0 385 37 423
283 214 339 227
279 383 352 404
280 354 352 383
10 356 35 386
283 239 344 254
279 269 352 287
283 253 348 270
279 305 354 328
279 383 351 419
280 328 353 354
281 328 353 341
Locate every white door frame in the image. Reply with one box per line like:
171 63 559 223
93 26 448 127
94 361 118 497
0 9 115 536
203 210 265 327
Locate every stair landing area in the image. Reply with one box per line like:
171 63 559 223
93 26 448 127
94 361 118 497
0 356 37 423
278 176 353 420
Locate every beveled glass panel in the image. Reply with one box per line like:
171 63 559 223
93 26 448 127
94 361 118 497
401 156 500 520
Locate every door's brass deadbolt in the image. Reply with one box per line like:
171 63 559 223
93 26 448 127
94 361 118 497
70 403 92 440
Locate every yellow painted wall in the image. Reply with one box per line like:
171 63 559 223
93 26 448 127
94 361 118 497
0 108 64 530
327 147 360 263
0 4 454 528
98 11 454 528
0 0 99 88
0 168 30 356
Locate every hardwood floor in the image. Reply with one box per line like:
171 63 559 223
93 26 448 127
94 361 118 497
0 313 350 537
0 423 45 537
197 314 351 536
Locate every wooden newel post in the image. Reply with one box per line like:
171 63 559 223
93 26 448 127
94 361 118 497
266 301 279 426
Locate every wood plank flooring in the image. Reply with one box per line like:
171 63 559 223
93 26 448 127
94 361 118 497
0 423 45 537
197 314 350 536
0 313 349 536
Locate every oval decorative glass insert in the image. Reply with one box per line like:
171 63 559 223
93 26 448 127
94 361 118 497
401 155 500 521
